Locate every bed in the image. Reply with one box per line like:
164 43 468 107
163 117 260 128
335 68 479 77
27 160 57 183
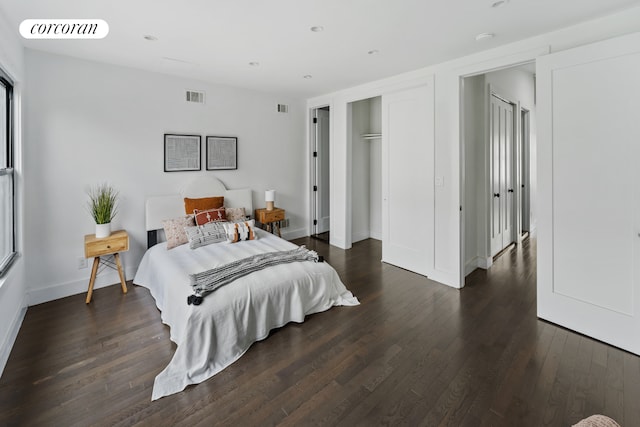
133 177 359 400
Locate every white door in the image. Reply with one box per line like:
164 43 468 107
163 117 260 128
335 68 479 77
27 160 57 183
537 32 640 355
382 82 435 276
490 94 515 256
312 108 330 234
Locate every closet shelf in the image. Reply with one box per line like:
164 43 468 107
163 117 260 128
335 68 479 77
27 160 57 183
361 133 382 140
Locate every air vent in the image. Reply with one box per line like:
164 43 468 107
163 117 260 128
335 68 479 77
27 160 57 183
186 90 205 104
277 104 288 113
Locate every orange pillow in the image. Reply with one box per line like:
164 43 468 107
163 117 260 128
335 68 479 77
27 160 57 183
194 208 227 226
184 196 224 215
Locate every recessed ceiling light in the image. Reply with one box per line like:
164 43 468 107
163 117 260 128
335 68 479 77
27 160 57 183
303 75 313 79
491 0 508 7
368 49 380 55
310 26 324 32
143 35 158 41
249 61 260 67
475 32 495 41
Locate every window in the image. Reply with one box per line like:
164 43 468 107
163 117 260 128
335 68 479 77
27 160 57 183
0 67 16 277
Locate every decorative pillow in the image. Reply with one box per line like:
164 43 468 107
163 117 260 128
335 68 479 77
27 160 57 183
223 219 258 243
184 221 228 249
194 207 227 225
184 196 224 215
162 216 196 249
225 207 247 222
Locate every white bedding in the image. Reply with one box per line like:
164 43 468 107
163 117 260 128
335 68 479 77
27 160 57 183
133 229 359 400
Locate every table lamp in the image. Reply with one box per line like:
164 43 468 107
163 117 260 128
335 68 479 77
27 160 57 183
265 190 275 211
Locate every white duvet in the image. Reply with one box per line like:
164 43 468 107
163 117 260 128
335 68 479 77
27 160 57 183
133 229 359 400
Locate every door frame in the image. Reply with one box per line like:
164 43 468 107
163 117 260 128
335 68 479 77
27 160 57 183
309 105 330 237
520 108 531 234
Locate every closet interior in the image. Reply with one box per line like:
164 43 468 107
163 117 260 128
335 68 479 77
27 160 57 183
349 96 382 243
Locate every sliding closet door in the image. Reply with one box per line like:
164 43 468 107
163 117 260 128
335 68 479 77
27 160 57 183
538 32 640 355
382 81 435 276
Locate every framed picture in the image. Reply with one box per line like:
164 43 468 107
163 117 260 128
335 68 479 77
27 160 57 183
164 134 201 172
206 136 238 170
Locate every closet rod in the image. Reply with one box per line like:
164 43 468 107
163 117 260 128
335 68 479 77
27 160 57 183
361 133 382 140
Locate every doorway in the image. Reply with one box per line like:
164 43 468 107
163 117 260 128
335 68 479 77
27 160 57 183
311 107 330 241
461 63 536 277
348 96 382 244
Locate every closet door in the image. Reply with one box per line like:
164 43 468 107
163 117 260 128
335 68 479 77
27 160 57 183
381 82 435 276
489 94 515 256
538 32 640 355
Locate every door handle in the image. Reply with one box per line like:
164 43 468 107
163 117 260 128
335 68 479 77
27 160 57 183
493 193 500 198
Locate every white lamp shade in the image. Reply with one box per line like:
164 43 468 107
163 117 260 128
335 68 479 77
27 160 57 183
265 190 276 202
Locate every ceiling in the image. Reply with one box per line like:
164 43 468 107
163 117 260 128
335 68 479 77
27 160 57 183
1 0 638 98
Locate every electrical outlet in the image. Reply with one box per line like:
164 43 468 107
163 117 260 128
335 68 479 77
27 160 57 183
77 257 87 269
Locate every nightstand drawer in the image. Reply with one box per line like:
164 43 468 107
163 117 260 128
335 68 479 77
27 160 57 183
259 209 285 223
85 230 129 258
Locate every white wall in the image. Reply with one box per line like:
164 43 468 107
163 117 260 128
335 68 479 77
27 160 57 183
0 8 26 376
307 5 640 288
24 50 306 305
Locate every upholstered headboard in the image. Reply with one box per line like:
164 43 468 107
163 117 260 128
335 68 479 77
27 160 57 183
145 176 253 247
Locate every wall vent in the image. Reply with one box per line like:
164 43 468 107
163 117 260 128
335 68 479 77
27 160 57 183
186 90 205 104
277 104 288 113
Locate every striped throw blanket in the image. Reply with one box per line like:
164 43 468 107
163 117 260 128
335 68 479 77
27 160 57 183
187 246 320 305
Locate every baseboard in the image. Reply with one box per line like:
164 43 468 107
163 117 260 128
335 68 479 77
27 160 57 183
330 236 348 249
465 256 493 276
281 227 307 241
478 256 492 269
465 257 479 276
0 293 27 377
369 229 382 240
27 265 137 306
351 230 370 244
427 269 461 289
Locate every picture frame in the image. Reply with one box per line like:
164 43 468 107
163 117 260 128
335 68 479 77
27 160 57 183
164 134 201 172
206 136 238 170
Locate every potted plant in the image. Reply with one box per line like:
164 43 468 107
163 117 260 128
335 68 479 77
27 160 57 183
87 183 119 238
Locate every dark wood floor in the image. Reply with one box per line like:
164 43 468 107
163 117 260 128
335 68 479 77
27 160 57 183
1 237 638 426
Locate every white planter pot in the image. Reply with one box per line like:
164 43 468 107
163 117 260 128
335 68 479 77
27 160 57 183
95 223 111 238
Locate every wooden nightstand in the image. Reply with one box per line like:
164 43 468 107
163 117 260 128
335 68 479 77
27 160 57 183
254 208 285 237
84 229 129 304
